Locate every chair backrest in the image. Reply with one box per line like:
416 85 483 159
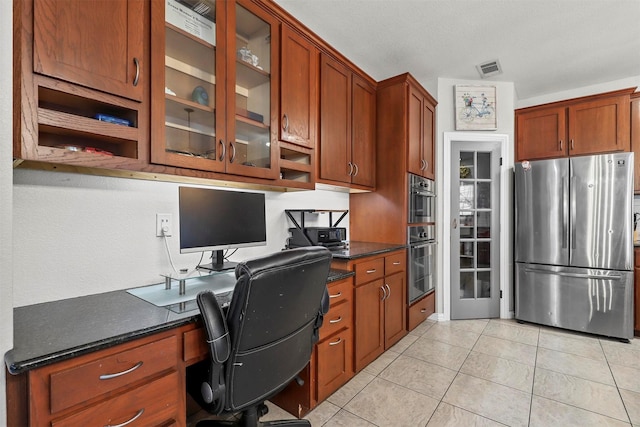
224 246 332 411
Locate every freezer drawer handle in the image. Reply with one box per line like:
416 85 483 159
523 267 621 280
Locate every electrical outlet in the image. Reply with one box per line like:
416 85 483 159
156 213 172 237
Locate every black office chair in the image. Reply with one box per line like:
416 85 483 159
190 246 332 427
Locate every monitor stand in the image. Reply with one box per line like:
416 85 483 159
197 250 238 272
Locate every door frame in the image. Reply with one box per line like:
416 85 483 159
441 132 511 321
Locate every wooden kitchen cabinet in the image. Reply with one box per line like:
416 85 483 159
631 93 640 194
352 250 407 372
15 0 150 168
276 24 318 188
319 53 376 190
407 82 436 180
25 330 184 427
515 88 633 162
150 0 279 180
33 0 145 102
350 73 438 245
279 25 318 149
408 291 435 331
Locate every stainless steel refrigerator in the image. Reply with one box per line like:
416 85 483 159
514 152 634 340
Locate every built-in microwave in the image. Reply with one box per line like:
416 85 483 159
408 173 436 224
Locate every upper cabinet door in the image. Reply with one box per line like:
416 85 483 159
407 85 424 176
351 75 376 188
516 107 567 161
279 25 318 149
151 0 279 179
151 0 225 172
225 0 279 179
568 95 630 156
423 99 435 180
319 54 352 184
33 0 145 102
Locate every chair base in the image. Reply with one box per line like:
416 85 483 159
196 420 311 427
195 403 310 427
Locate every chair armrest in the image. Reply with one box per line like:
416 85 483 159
197 291 231 363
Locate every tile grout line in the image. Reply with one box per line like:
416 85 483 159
600 337 634 425
527 325 541 427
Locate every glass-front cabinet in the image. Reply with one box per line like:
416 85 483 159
151 0 279 179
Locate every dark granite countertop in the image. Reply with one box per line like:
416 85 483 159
329 241 407 260
5 267 355 375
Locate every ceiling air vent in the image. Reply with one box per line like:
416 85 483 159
476 59 503 78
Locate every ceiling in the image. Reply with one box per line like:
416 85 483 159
273 0 640 102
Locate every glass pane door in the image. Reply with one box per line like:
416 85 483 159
164 0 223 171
451 143 501 319
227 2 277 178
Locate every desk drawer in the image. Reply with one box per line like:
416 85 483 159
50 335 178 414
319 300 352 342
183 327 208 363
51 370 180 427
385 251 406 276
355 258 384 286
327 278 352 307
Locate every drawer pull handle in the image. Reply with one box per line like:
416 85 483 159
105 408 144 427
99 361 143 380
329 316 343 324
393 261 400 265
329 291 342 299
420 309 427 313
329 338 342 346
366 269 377 274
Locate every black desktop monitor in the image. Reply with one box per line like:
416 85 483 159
178 186 267 271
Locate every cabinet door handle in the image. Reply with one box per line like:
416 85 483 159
380 285 388 301
329 316 343 324
229 142 236 163
421 159 426 171
570 139 574 150
559 140 563 151
99 361 143 380
105 408 144 427
219 139 225 161
353 163 359 177
424 161 428 171
132 57 140 87
348 162 354 176
282 114 289 132
329 337 342 346
393 261 400 265
329 291 342 299
385 284 391 298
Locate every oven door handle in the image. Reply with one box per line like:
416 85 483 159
412 190 435 197
410 242 436 249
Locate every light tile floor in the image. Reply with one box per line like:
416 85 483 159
262 318 640 427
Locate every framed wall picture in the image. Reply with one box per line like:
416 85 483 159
455 85 497 130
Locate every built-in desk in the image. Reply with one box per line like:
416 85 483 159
5 267 354 426
5 245 409 425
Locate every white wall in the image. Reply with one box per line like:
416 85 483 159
516 75 640 109
1 0 13 422
12 170 349 307
434 78 516 317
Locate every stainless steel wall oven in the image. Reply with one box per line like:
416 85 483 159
408 225 436 303
408 173 436 224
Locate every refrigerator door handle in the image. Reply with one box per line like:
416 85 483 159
570 175 577 250
562 177 568 249
523 267 622 281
